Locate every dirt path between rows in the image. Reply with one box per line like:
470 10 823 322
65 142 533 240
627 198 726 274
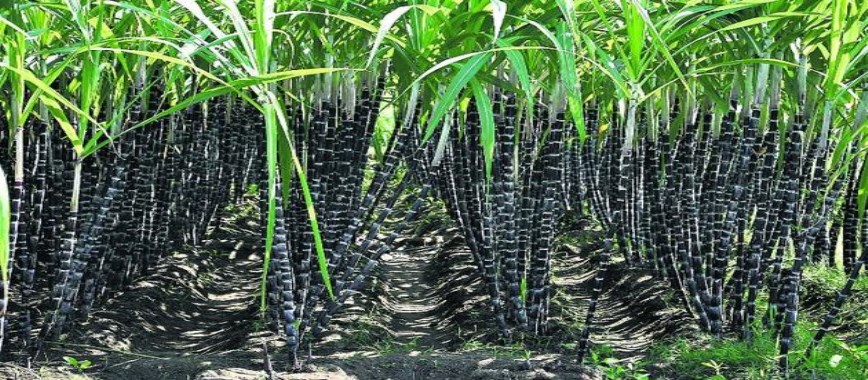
380 235 456 350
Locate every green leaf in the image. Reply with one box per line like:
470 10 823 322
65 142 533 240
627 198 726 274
825 0 857 96
629 0 690 92
21 47 77 120
556 22 585 141
499 43 534 124
277 130 293 204
500 45 531 99
0 64 98 154
367 5 438 68
719 12 811 32
83 68 348 157
175 0 230 45
510 15 559 48
74 47 234 96
216 0 258 73
41 97 83 155
0 13 29 36
471 80 495 181
424 52 492 143
625 1 646 79
275 11 382 36
392 45 551 111
580 34 629 97
254 0 276 73
555 0 575 30
173 0 252 71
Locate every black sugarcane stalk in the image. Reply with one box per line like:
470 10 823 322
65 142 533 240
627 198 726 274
312 185 431 336
765 119 805 332
1 122 25 354
805 171 867 358
498 94 526 329
529 107 565 335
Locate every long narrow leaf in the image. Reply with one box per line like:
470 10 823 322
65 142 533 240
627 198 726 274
471 80 496 180
424 52 492 143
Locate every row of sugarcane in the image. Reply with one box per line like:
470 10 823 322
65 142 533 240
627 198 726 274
567 65 868 372
418 87 567 341
1 69 445 370
0 84 263 360
260 73 438 369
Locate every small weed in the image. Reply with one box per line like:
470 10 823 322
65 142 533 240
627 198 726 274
405 337 420 351
63 356 93 373
245 183 259 196
461 339 486 351
251 317 265 332
373 339 395 355
701 360 727 379
587 348 648 380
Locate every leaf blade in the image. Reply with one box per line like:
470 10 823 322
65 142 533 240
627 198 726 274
424 52 492 143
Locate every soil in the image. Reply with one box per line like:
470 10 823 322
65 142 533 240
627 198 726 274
3 205 693 380
380 236 453 349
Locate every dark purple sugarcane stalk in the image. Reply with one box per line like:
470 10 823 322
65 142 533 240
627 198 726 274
737 104 763 338
658 121 687 305
529 106 565 335
764 116 805 334
805 164 866 359
583 103 611 224
497 93 526 329
1 120 25 354
840 159 860 273
778 130 842 373
269 174 300 370
312 184 431 336
676 114 712 332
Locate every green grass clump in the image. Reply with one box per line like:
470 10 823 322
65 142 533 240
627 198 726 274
644 323 867 380
802 265 868 294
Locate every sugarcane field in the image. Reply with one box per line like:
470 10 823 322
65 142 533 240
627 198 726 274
0 0 866 379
